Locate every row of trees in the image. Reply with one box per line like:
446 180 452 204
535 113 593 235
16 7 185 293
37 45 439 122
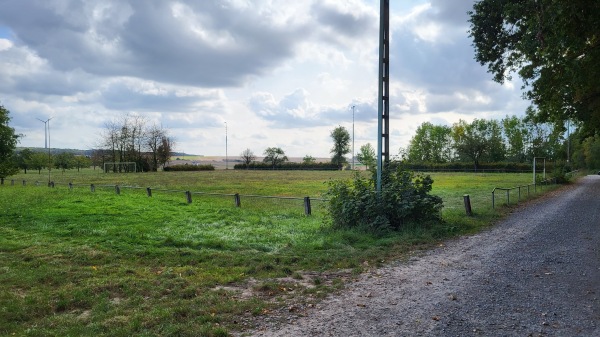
403 116 568 169
14 149 92 174
96 115 174 172
236 126 378 170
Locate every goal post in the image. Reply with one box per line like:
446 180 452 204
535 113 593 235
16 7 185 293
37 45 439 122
104 162 137 173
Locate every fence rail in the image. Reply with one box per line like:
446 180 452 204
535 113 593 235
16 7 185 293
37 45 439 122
2 179 325 216
491 178 557 209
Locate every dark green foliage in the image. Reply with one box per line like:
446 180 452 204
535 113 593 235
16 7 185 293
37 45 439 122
469 0 600 133
330 126 351 170
400 162 537 172
163 164 215 171
325 166 443 231
0 104 20 178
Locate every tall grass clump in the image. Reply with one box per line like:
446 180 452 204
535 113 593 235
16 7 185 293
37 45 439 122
325 165 443 232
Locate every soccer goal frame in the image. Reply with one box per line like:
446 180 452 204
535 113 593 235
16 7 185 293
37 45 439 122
104 162 137 173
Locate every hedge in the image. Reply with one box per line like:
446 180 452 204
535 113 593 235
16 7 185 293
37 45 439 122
233 162 340 170
163 164 215 171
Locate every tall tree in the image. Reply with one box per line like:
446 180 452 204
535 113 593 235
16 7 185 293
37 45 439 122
15 148 33 174
146 124 169 171
157 136 174 170
451 119 492 170
54 152 75 173
28 152 48 174
73 155 91 172
263 147 287 169
486 119 506 162
406 122 453 163
469 1 600 133
0 104 20 180
502 115 528 162
330 126 350 170
240 148 256 168
356 143 376 171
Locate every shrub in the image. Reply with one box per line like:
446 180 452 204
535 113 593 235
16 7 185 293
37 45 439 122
325 165 443 232
163 164 215 171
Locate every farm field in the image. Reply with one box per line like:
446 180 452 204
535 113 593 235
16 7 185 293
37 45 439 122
0 169 559 336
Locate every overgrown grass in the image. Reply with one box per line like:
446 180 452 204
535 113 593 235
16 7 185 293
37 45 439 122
0 170 560 336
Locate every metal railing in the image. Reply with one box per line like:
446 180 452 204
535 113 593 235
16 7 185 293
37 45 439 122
491 177 557 209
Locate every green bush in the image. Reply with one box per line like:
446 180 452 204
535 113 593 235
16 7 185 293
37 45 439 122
163 164 215 171
325 166 443 232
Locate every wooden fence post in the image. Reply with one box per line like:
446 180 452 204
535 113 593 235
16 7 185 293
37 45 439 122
234 193 241 207
115 185 120 195
11 179 15 186
69 182 73 190
463 194 472 216
492 191 495 209
22 180 26 186
146 187 152 197
506 189 509 205
90 184 95 192
304 196 312 216
0 178 3 185
185 191 192 204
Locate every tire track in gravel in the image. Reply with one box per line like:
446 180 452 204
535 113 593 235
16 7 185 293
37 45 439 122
248 175 600 337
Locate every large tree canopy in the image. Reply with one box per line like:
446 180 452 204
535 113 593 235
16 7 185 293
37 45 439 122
330 126 351 169
469 0 600 133
0 104 20 179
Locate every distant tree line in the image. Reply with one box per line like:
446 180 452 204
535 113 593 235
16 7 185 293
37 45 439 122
14 148 92 174
234 126 377 171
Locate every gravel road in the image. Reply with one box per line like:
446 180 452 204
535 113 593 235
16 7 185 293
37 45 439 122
250 175 600 337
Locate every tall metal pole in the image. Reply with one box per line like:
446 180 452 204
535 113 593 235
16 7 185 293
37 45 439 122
47 118 52 184
567 120 570 164
377 0 390 192
224 122 228 170
352 105 355 170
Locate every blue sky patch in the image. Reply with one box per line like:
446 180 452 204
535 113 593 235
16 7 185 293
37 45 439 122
0 26 13 39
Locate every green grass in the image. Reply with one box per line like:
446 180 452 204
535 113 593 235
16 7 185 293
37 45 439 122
0 169 561 336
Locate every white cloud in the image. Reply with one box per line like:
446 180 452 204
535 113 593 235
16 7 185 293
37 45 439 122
0 0 527 158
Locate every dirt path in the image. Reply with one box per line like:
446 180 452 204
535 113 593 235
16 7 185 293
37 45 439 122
248 175 600 336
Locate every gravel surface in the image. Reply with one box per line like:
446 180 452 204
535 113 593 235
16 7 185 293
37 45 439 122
249 175 600 337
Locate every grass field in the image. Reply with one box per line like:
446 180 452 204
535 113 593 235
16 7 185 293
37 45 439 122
0 169 560 336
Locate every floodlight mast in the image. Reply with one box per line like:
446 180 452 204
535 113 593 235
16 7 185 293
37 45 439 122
376 0 390 192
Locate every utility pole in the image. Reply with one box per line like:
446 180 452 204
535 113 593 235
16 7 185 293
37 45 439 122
352 105 355 170
377 0 390 192
224 122 228 170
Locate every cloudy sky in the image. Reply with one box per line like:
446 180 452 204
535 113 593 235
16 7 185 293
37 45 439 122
0 0 528 158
